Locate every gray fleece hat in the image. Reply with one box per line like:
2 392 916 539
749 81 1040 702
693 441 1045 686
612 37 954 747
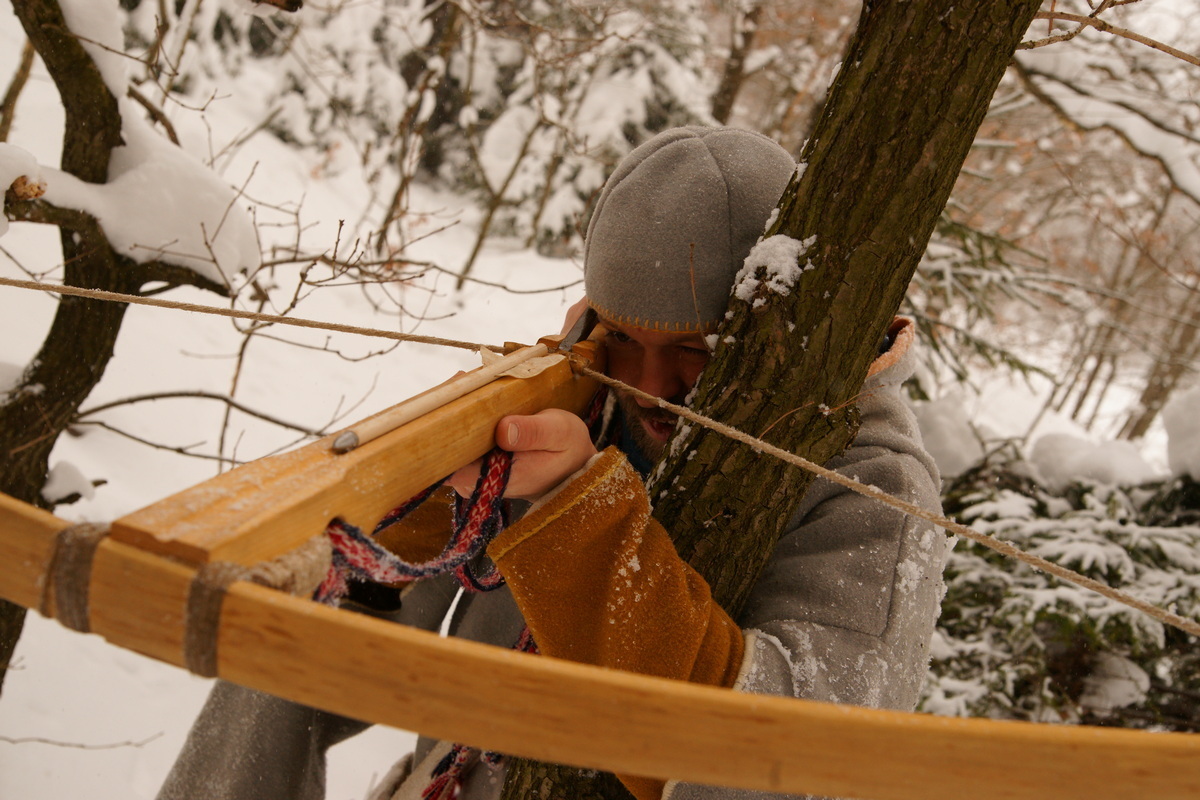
584 126 795 332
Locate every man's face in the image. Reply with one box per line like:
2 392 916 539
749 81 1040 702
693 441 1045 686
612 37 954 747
600 317 711 460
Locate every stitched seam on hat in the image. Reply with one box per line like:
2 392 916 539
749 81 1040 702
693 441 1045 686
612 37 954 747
587 298 717 334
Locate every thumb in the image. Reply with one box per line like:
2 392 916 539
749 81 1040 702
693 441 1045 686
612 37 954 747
495 410 581 453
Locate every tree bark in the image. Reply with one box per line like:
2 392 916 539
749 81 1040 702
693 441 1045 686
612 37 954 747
501 1 1041 797
1 0 128 695
0 0 225 695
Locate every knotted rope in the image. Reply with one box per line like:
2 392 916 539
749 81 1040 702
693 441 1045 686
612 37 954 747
184 535 332 677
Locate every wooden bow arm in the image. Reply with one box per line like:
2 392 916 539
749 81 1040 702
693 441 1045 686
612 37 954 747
109 334 603 567
2 490 1199 800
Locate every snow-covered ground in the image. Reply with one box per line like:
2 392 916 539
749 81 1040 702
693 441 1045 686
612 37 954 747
0 6 582 795
0 210 581 798
1 3 1193 799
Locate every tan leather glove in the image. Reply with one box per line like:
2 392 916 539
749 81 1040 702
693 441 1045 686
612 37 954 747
489 447 745 800
372 487 456 572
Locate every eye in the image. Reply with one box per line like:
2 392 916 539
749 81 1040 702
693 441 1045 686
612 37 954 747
607 330 634 345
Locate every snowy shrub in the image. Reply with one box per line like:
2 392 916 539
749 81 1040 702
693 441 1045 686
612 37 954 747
1163 385 1200 480
117 0 713 255
456 0 714 252
925 451 1200 731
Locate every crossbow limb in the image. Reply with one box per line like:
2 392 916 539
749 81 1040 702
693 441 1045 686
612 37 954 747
1 332 1199 799
2 490 1199 799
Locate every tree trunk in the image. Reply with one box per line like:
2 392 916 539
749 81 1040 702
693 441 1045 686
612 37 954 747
0 0 128 695
710 2 764 124
1 0 226 694
500 1 1041 796
1121 288 1200 440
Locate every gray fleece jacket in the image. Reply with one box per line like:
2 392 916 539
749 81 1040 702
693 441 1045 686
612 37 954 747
157 319 947 800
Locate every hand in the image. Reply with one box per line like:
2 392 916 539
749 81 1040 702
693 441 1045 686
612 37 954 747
449 409 597 501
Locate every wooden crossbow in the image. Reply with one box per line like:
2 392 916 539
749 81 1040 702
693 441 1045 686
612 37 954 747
0 329 1198 800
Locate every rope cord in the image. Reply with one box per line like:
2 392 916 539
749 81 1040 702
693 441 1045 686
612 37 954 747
580 366 1200 639
186 561 252 677
313 448 514 605
184 536 332 678
308 448 530 800
38 522 109 633
4 275 1194 637
0 276 508 353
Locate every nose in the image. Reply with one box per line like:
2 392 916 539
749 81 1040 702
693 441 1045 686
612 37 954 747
632 346 684 405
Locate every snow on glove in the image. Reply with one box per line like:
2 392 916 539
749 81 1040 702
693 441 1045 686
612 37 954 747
488 446 745 800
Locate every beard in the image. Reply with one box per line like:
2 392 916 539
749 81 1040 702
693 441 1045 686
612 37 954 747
616 390 683 462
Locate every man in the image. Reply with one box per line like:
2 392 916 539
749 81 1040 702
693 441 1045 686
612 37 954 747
158 126 946 800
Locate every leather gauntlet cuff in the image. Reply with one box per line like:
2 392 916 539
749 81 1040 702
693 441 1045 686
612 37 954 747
489 447 745 800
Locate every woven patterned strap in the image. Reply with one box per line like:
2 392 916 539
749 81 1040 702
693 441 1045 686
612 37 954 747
315 448 513 605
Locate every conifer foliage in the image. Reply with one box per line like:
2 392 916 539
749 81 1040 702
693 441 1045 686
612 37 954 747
930 455 1200 731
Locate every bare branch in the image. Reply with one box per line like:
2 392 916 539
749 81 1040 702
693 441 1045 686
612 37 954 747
0 732 164 750
71 419 244 465
126 85 180 145
420 262 584 294
75 391 324 436
1021 11 1200 68
0 39 35 143
251 0 304 12
3 197 231 297
249 330 403 363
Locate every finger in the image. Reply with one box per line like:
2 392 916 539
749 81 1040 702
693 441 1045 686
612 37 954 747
496 409 585 454
503 439 598 500
448 457 483 497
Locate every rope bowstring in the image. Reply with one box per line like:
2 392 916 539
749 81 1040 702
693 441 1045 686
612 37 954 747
0 276 509 353
4 276 1197 637
579 366 1200 639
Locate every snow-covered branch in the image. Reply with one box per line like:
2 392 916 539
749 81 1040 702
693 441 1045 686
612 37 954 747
1022 10 1200 68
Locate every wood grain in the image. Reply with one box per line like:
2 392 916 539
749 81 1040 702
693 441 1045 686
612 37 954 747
2 491 1197 799
108 339 600 567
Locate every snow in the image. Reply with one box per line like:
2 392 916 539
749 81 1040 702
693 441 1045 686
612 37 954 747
1080 652 1150 716
1162 385 1200 479
57 0 127 93
41 461 96 505
41 110 259 285
911 391 984 480
732 234 816 307
1029 433 1163 493
0 361 22 395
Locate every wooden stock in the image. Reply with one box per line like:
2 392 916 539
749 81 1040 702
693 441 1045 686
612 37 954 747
1 490 1198 799
108 336 601 567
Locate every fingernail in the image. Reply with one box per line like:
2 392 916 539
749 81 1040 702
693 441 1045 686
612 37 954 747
506 422 519 445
